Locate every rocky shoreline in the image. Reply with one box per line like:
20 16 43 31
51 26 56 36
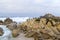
0 14 60 40
19 14 60 40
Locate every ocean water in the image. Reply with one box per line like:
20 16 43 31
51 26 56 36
0 17 29 23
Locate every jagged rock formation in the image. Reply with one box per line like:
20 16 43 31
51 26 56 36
41 14 60 22
4 18 13 25
19 14 60 40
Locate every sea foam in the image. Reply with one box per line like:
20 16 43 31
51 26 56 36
0 17 29 23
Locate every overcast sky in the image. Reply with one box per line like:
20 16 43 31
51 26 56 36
0 0 60 17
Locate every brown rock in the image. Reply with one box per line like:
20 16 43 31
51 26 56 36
0 20 3 25
4 18 13 25
44 13 55 18
41 33 52 39
12 28 20 37
18 14 60 40
56 24 60 32
51 20 56 26
7 23 17 30
40 18 47 25
25 31 35 38
47 22 52 27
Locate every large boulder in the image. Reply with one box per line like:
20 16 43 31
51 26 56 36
4 18 13 25
12 28 20 37
0 27 4 36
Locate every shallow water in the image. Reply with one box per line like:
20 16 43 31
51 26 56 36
0 25 12 40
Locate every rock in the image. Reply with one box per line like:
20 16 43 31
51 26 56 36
40 18 47 25
46 22 60 35
35 18 40 22
51 20 56 26
4 18 13 25
12 28 20 37
50 27 60 35
0 20 3 25
0 27 4 36
44 13 55 18
6 23 17 30
56 24 60 32
25 31 35 38
41 33 52 39
47 22 52 27
47 39 53 40
19 14 60 40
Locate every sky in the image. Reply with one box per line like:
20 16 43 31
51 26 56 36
0 0 60 17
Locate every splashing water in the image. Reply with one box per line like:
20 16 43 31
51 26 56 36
0 17 29 23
